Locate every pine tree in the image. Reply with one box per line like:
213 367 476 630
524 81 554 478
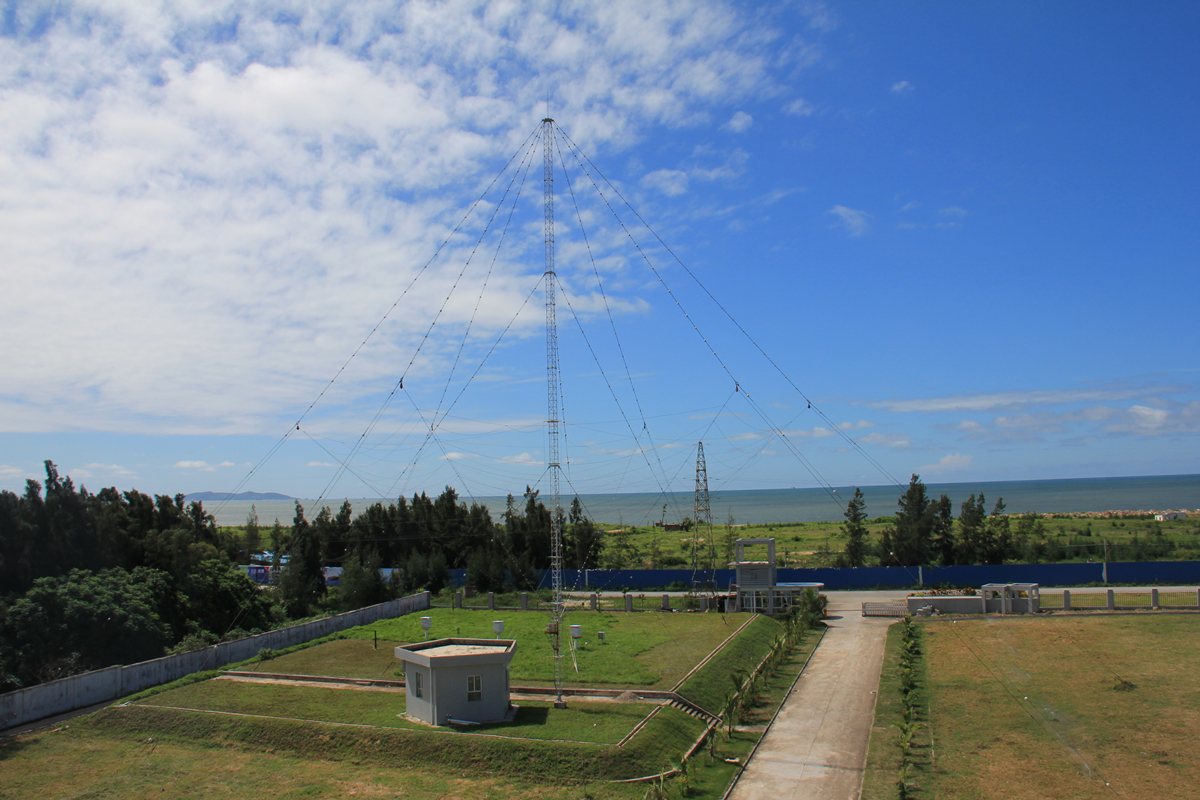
841 488 868 568
931 494 955 565
882 475 934 566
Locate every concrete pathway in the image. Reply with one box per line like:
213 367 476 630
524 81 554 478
728 591 904 800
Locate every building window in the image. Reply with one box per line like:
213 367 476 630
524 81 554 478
467 674 482 702
413 670 422 699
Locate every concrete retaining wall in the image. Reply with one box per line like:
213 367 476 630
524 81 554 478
906 596 1037 615
0 591 430 732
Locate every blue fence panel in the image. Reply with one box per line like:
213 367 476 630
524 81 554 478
444 561 1200 592
1108 561 1200 585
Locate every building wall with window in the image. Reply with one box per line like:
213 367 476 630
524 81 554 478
394 639 516 726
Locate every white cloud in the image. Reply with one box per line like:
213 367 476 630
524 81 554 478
70 462 137 481
868 384 1186 414
721 111 754 132
306 461 337 467
941 399 1200 442
859 432 912 449
498 452 543 465
0 0 821 438
783 98 814 116
802 2 839 33
440 452 478 460
642 169 690 196
1101 402 1200 436
939 206 968 218
172 460 234 471
760 188 803 205
690 147 750 181
0 465 26 479
84 462 135 475
920 453 972 474
892 80 913 94
829 205 870 237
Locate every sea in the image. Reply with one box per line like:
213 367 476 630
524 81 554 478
201 474 1200 527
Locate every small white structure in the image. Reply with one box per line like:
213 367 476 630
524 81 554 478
906 583 1041 615
729 538 823 615
394 638 517 727
1155 512 1187 521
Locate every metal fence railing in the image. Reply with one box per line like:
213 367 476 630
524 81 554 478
1039 588 1200 610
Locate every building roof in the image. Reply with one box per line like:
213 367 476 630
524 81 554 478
394 637 517 669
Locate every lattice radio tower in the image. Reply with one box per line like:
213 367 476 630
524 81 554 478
692 441 715 580
542 117 566 707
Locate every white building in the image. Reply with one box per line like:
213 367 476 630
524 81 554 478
394 638 517 726
1154 512 1188 521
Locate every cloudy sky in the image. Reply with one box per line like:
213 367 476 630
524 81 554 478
2 0 1198 503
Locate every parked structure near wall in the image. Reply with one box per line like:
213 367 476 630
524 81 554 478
0 592 431 732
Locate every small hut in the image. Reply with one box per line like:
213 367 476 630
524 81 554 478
394 638 517 726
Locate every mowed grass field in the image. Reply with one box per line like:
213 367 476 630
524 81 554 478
921 615 1200 799
250 608 752 690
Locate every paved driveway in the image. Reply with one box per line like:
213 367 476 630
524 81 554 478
729 591 904 800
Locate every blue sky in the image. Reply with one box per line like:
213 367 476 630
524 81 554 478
1 1 1197 503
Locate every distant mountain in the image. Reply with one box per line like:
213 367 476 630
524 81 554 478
186 491 293 501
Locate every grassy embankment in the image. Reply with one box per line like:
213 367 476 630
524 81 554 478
864 614 1200 800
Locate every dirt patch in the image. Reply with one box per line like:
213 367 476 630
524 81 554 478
217 675 404 693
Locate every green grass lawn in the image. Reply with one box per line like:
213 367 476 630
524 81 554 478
140 678 652 744
892 615 1200 800
329 607 746 689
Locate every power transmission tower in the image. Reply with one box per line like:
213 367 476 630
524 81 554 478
543 117 566 707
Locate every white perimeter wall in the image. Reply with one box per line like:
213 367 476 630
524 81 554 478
0 591 430 731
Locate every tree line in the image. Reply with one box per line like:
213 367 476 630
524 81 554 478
0 461 603 691
839 474 1048 567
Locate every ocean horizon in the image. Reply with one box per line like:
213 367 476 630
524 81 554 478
199 473 1200 527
